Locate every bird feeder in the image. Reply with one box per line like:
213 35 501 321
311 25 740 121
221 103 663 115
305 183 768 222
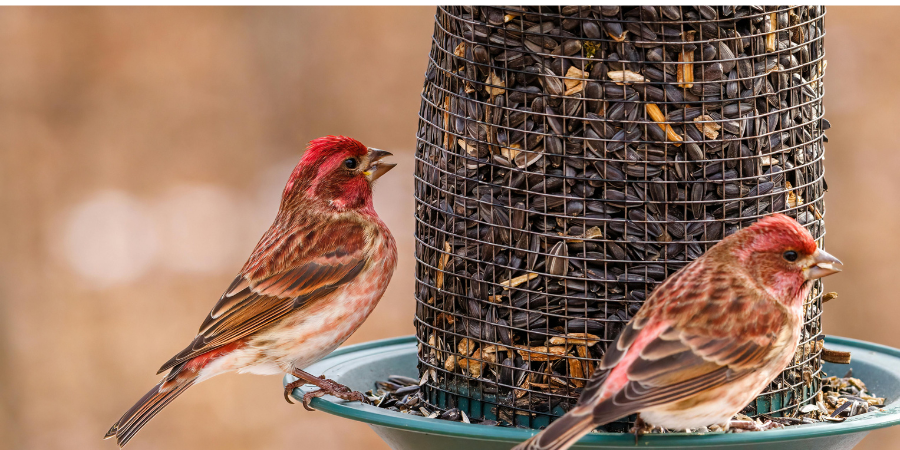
285 336 900 450
413 5 828 428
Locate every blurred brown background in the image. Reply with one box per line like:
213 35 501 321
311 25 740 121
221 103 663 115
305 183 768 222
0 6 897 450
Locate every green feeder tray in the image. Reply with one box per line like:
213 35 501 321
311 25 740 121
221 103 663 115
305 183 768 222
285 336 900 450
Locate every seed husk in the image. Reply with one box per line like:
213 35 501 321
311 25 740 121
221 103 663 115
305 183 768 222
517 346 567 362
607 70 647 84
822 348 851 364
485 72 506 97
694 114 721 139
549 333 600 347
766 12 778 52
499 273 538 289
646 103 683 146
677 31 696 88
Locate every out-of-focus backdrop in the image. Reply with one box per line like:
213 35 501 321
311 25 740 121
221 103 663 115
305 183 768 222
0 6 897 450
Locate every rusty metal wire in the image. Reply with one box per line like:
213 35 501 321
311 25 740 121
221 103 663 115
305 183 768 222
414 5 828 430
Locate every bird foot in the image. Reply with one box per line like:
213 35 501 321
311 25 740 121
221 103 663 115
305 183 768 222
631 414 651 445
283 369 368 411
300 383 368 411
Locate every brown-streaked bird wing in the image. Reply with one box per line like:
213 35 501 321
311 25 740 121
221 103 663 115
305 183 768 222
579 266 788 419
518 319 760 450
600 324 775 414
157 218 372 374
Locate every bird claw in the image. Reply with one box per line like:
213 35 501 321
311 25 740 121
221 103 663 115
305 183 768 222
302 389 326 411
631 414 651 445
302 387 368 411
283 379 305 405
285 376 368 411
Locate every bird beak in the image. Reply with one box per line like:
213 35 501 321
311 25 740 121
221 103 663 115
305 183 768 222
364 148 396 182
804 248 843 280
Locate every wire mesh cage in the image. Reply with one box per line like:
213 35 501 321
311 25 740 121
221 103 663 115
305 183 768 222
414 5 828 430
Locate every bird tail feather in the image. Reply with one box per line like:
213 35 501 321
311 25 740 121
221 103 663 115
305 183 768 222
104 378 195 447
512 412 598 450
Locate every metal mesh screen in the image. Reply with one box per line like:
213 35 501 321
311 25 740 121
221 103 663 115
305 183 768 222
414 5 827 430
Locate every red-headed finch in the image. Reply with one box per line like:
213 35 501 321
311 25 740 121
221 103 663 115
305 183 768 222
514 213 842 450
105 136 398 447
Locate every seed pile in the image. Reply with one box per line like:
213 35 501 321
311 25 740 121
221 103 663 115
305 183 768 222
415 5 828 425
367 370 884 431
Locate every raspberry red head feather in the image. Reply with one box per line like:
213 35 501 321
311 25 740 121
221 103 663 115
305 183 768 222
301 135 369 165
722 213 840 305
280 135 395 213
745 213 818 255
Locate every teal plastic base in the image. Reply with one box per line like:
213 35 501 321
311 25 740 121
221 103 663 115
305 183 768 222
424 378 573 430
285 336 900 450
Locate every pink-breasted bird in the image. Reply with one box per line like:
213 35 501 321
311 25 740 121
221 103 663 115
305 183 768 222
104 136 398 447
514 213 842 450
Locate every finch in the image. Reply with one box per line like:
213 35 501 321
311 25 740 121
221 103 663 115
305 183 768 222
514 213 842 450
105 136 398 447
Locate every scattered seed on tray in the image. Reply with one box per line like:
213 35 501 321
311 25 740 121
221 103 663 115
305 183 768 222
367 369 884 431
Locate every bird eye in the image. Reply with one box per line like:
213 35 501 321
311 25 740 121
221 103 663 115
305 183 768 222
783 250 798 262
344 158 358 169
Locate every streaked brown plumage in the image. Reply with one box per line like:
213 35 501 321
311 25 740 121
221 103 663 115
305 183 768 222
105 136 397 447
514 214 842 450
